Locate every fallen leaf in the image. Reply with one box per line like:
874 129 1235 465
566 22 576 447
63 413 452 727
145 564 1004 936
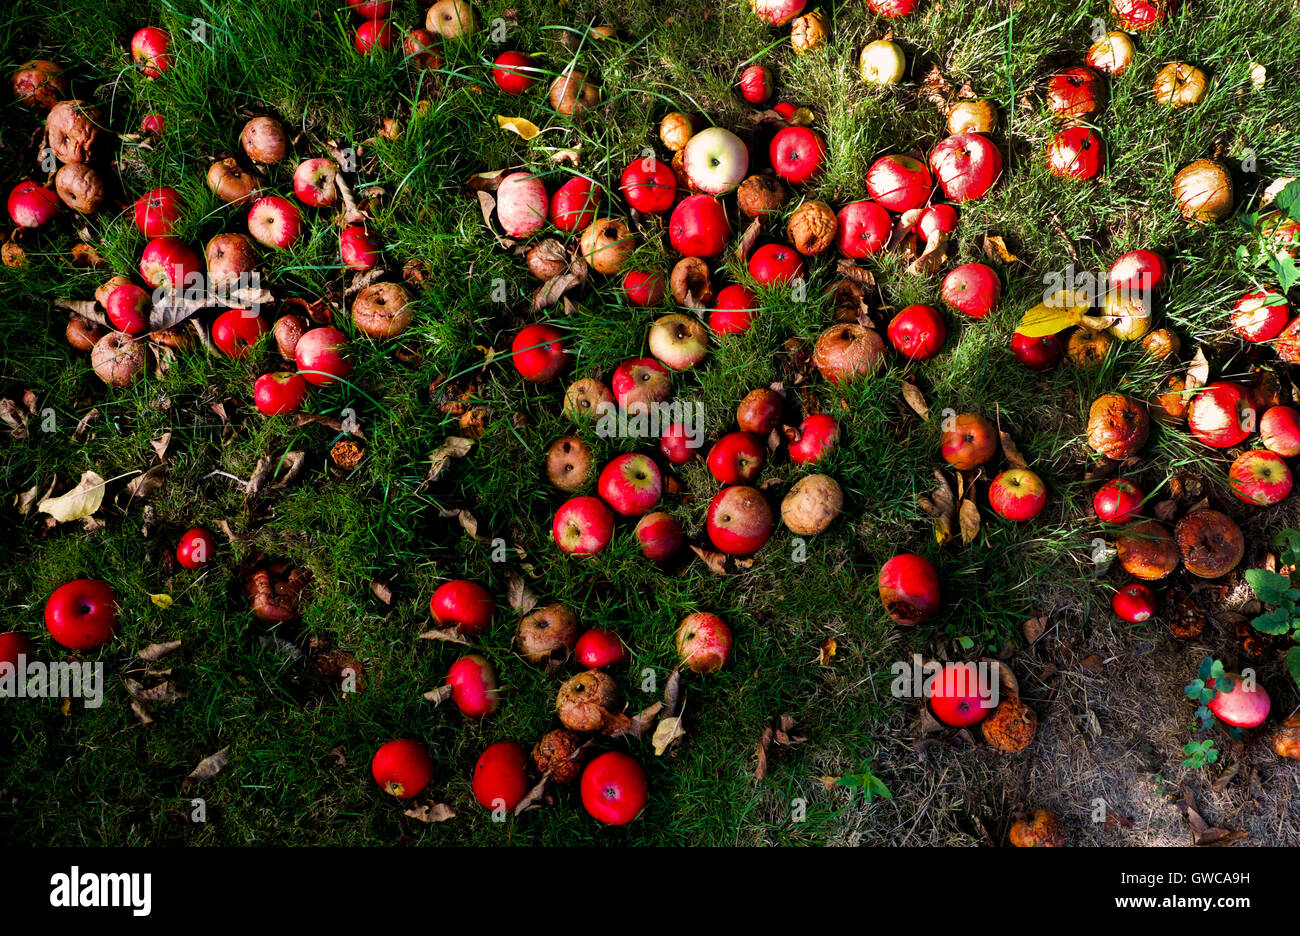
124 679 186 703
14 483 40 516
418 627 470 646
689 544 754 575
663 669 683 717
999 430 1028 469
901 380 929 420
496 115 541 140
532 270 582 312
130 699 155 726
438 507 490 542
149 594 173 610
423 684 455 704
73 408 101 438
836 260 877 286
755 726 774 781
138 641 182 662
271 450 307 488
818 637 837 666
1015 290 1091 338
38 471 106 523
1185 346 1210 394
149 432 172 463
185 747 230 786
959 498 981 545
1022 617 1047 644
245 457 273 495
736 217 762 263
982 234 1019 263
504 569 538 615
652 716 686 756
370 581 393 604
118 466 166 506
907 230 949 275
514 775 551 816
917 470 956 545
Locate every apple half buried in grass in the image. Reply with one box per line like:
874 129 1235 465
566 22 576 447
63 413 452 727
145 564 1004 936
133 186 184 237
706 485 774 555
623 270 667 307
676 612 732 674
788 413 839 464
553 495 615 556
709 284 759 334
211 309 269 359
878 554 940 625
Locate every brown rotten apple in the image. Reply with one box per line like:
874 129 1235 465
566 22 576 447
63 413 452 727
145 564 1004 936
787 200 837 256
1066 328 1113 369
981 696 1037 753
546 436 594 491
207 157 261 204
556 670 619 733
517 603 580 664
737 174 787 219
12 60 68 109
659 112 697 152
241 116 289 164
526 239 568 281
562 378 614 422
534 728 586 782
1273 716 1300 761
53 163 107 214
737 388 783 435
940 413 998 470
206 232 260 287
1153 63 1207 108
670 257 713 306
66 315 106 351
549 67 600 117
1173 159 1233 223
812 324 886 385
352 282 413 339
947 99 997 135
579 218 634 274
781 474 842 535
91 332 146 386
1010 809 1066 847
1086 393 1149 460
1116 519 1179 580
1175 509 1243 579
46 100 102 164
273 314 308 359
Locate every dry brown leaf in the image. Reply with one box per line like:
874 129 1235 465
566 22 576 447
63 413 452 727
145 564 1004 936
689 544 754 575
14 483 41 516
130 699 155 726
405 802 457 823
72 408 101 438
149 432 172 463
137 640 182 662
818 637 837 665
271 451 307 488
370 581 393 604
836 260 877 287
901 380 929 420
38 471 106 523
908 230 949 275
418 628 470 646
1185 346 1210 394
917 470 956 545
755 725 774 781
185 746 230 785
982 234 1019 263
959 498 981 545
532 271 582 312
1022 617 1047 644
504 569 538 615
652 716 686 756
999 430 1027 469
124 678 186 703
245 457 273 495
514 775 551 816
663 668 683 717
423 684 456 705
438 507 490 542
737 217 762 263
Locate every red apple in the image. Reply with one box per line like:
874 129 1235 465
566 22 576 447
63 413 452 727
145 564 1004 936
788 413 839 464
575 628 629 668
707 431 765 483
580 751 648 826
659 421 697 464
769 126 826 185
878 554 940 625
446 654 500 718
105 284 151 335
668 194 730 258
748 243 804 285
988 468 1047 522
140 112 165 135
1112 583 1157 622
512 323 570 382
496 171 549 239
1045 67 1105 120
138 236 202 290
1230 289 1288 343
928 661 991 727
133 186 184 237
295 326 354 386
354 18 394 54
1260 406 1300 457
868 0 920 15
1111 0 1169 31
371 739 434 799
492 50 539 94
0 632 32 671
709 284 759 334
675 612 732 674
706 485 774 555
1187 382 1254 448
553 495 615 557
1207 673 1271 729
8 181 61 228
176 527 217 569
836 200 891 257
292 158 340 208
622 270 666 307
1108 249 1167 295
940 412 998 470
1047 126 1103 180
551 176 602 233
634 511 684 563
1093 478 1144 523
254 371 309 415
1229 450 1293 506
611 357 671 411
45 579 118 650
597 453 663 516
212 309 269 359
941 263 1000 318
929 133 1002 201
1011 332 1062 371
620 155 678 215
738 64 775 105
866 154 932 212
751 0 807 26
917 204 959 243
348 0 394 17
130 26 172 79
431 580 495 636
340 224 382 271
887 304 946 360
248 196 302 249
472 742 530 810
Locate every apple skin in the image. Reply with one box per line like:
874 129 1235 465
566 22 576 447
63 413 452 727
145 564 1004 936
738 65 775 105
868 0 921 15
1047 126 1104 180
748 243 804 286
292 158 340 208
597 453 663 517
1111 0 1169 32
709 284 758 334
472 742 530 811
1011 332 1062 371
706 485 774 555
0 632 32 671
492 51 539 95
751 0 807 26
1108 249 1167 295
8 181 61 228
738 389 783 435
1230 289 1288 343
1187 382 1254 448
354 19 395 54
682 127 749 195
612 357 671 412
1093 478 1144 523
106 284 151 335
887 304 946 360
371 739 435 799
551 176 602 233
553 495 616 557
254 372 310 415
1112 583 1157 623
139 236 203 290
133 186 184 237
1229 450 1293 506
620 156 678 215
988 468 1048 522
1207 673 1271 729
580 751 648 826
446 654 500 718
836 200 891 257
176 527 217 569
917 204 959 243
866 154 932 212
929 133 1003 201
348 0 394 17
496 171 549 239
430 580 496 636
769 126 826 185
635 511 685 563
878 554 940 625
676 612 732 674
1260 406 1300 457
295 326 354 387
1045 67 1105 120
142 112 165 133
512 323 570 382
941 263 1001 318
622 270 667 307
1087 31 1135 75
659 421 697 465
668 194 730 258
131 26 173 79
648 313 709 371
45 579 119 650
212 309 269 359
248 196 303 249
859 39 906 85
574 628 629 668
789 413 839 464
707 431 766 484
340 224 382 271
940 412 998 470
928 662 991 727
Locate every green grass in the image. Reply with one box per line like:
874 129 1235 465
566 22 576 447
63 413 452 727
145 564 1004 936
2 0 1299 846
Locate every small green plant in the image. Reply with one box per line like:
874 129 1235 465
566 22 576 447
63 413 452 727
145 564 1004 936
1236 179 1300 292
1181 657 1240 768
1242 529 1300 688
1182 739 1220 769
834 757 893 804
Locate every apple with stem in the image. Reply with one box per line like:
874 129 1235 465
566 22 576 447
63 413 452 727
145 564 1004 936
988 468 1048 522
941 263 1000 318
295 327 354 386
708 431 765 484
769 126 826 185
1011 332 1062 371
1112 583 1157 623
371 739 434 799
106 284 151 335
340 224 382 271
139 237 202 290
789 413 838 464
551 176 602 233
1047 126 1104 180
620 155 678 215
748 243 804 285
612 357 671 412
940 412 998 470
430 580 495 635
553 496 615 557
292 158 340 208
254 372 310 415
668 194 731 258
597 454 663 516
836 200 891 257
248 196 303 249
682 127 749 195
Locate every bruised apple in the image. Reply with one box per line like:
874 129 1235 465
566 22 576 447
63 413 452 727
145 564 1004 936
1086 394 1149 460
556 670 619 733
517 603 580 664
878 553 940 625
1175 509 1243 578
1116 519 1179 581
940 413 998 470
812 324 886 385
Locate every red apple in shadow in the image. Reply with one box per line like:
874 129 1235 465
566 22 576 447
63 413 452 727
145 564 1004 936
45 579 119 650
430 580 495 636
371 738 434 798
446 654 500 718
580 751 648 825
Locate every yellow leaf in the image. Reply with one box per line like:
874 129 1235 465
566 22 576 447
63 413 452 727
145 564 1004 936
496 115 541 140
150 593 173 609
38 471 106 523
819 637 837 666
652 716 686 756
1015 290 1091 338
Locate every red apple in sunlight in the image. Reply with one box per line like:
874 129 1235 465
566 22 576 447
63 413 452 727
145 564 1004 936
7 181 60 228
139 236 202 290
446 654 500 718
45 579 118 650
512 323 570 382
1230 289 1288 343
1207 673 1270 729
131 26 173 79
340 224 382 271
248 196 303 249
917 204 959 243
1108 249 1167 295
211 309 269 359
1087 31 1135 76
1047 126 1104 180
1260 406 1300 457
928 662 991 727
748 243 805 285
1045 67 1106 120
866 154 932 212
738 64 775 105
789 413 839 464
575 628 628 668
1229 450 1293 506
706 485 774 555
551 176 602 233
750 0 807 26
836 200 891 257
868 0 920 15
597 453 663 516
878 554 940 625
553 496 615 557
292 158 340 208
253 371 309 415
492 50 540 94
620 155 679 214
1112 583 1157 623
929 132 1002 201
941 263 1000 318
710 284 759 334
295 326 354 386
1093 478 1144 523
371 739 434 799
622 270 666 307
1011 332 1062 371
940 412 998 470
769 126 826 185
668 194 730 258
1111 0 1169 31
106 284 151 335
133 186 184 237
887 304 946 360
635 511 684 563
708 431 765 484
1187 382 1254 448
176 527 217 570
676 612 732 674
580 751 648 826
612 357 672 412
988 468 1047 522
